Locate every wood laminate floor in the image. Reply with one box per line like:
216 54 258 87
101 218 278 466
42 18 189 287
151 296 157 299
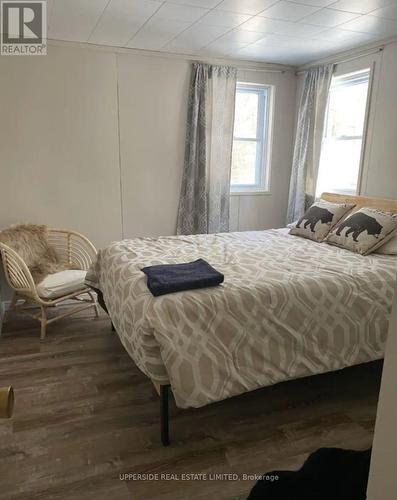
0 308 382 500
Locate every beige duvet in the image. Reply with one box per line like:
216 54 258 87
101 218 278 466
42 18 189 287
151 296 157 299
86 229 397 409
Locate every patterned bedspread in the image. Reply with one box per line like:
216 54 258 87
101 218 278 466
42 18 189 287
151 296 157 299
86 229 397 409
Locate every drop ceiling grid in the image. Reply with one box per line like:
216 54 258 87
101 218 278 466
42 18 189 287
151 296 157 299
47 0 397 64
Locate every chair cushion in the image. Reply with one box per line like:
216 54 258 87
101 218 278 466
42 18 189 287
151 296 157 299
36 270 87 299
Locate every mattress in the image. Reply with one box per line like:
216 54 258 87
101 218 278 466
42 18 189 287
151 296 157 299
86 229 397 409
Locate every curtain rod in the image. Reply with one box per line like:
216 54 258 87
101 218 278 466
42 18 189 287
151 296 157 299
236 67 286 73
296 46 384 75
193 59 288 73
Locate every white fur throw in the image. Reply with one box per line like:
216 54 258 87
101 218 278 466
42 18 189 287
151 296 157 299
0 224 67 283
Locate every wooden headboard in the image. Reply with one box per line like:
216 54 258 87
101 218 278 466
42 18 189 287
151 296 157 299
321 192 397 215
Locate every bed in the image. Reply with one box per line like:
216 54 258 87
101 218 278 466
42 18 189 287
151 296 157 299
86 193 397 445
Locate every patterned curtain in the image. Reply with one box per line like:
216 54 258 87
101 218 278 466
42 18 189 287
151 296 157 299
177 63 237 235
287 64 334 223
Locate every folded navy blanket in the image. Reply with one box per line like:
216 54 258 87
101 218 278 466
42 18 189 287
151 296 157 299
141 258 224 297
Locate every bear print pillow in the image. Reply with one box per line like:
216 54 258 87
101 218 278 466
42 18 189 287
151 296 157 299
326 207 397 255
289 200 355 242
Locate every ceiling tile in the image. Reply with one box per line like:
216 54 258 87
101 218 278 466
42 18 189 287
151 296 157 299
201 40 251 58
216 28 267 43
239 16 293 32
234 44 268 58
49 0 109 41
301 8 361 27
169 0 222 7
260 1 321 21
237 42 334 64
328 0 397 15
199 10 252 28
254 32 333 47
206 39 250 52
154 3 209 22
187 23 232 42
371 3 397 19
289 0 334 5
341 13 397 33
314 27 376 42
159 44 200 54
89 0 161 46
162 38 204 51
252 33 302 45
214 0 280 16
45 0 397 67
164 23 231 51
235 44 271 58
127 19 190 50
128 31 173 51
275 21 328 36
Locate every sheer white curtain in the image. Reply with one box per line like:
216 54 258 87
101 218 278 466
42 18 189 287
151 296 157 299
287 64 334 223
177 63 237 235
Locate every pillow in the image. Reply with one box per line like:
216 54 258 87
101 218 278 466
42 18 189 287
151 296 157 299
0 224 66 283
375 234 397 255
326 208 397 255
289 200 355 242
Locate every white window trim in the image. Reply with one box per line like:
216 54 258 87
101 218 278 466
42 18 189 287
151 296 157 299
230 82 274 195
356 63 375 195
316 66 373 198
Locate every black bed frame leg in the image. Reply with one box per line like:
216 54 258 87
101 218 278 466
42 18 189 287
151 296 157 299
111 321 115 332
160 385 170 446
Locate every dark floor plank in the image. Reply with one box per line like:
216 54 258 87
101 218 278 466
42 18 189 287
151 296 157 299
0 310 381 500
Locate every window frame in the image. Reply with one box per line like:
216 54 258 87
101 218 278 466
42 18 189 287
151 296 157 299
230 82 274 195
316 67 372 198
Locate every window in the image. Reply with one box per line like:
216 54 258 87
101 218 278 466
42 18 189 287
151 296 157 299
231 83 272 193
315 68 371 197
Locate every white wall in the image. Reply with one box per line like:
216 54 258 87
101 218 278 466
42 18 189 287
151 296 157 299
117 53 190 238
0 44 122 304
361 41 397 200
366 41 397 499
231 69 297 231
367 283 397 499
0 45 122 248
0 42 297 304
116 56 297 237
0 43 297 245
0 39 395 259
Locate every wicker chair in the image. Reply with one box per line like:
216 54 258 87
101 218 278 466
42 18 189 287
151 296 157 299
0 229 99 340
